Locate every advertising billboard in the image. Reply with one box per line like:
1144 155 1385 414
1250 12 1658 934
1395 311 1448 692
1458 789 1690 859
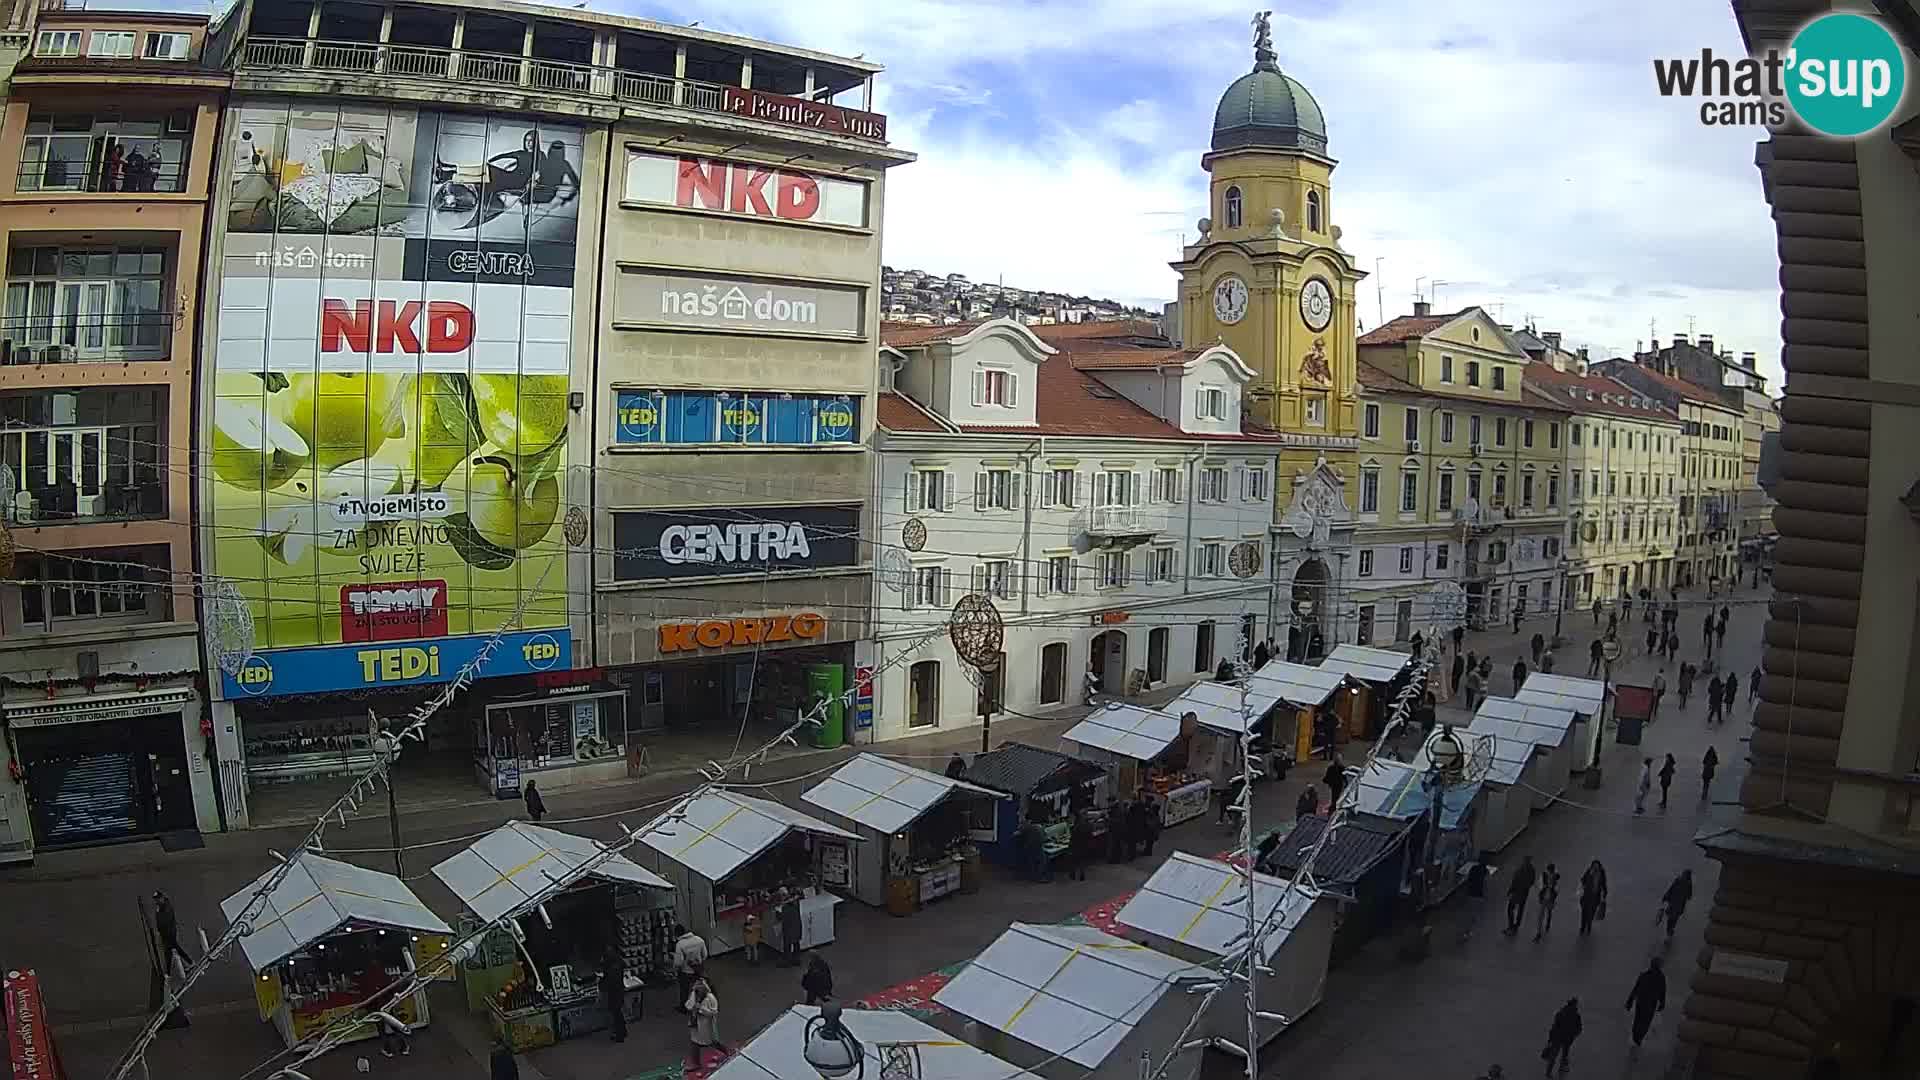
622 150 869 229
612 390 858 447
211 103 583 698
610 504 861 581
614 269 865 337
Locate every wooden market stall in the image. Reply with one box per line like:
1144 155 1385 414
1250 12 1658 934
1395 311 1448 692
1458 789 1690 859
962 742 1108 870
1348 758 1483 905
801 753 1006 913
1061 703 1210 827
1414 724 1535 855
1317 644 1415 741
632 789 859 958
1243 661 1347 761
710 1005 1046 1080
223 854 451 1049
1262 814 1406 964
1114 851 1336 1052
1164 680 1290 799
1514 674 1609 772
431 821 676 1050
1470 697 1579 808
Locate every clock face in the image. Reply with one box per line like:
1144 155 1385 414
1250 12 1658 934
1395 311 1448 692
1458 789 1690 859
1212 275 1248 325
1300 277 1334 332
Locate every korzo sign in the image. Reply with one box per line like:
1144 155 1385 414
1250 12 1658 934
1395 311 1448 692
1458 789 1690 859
612 504 860 581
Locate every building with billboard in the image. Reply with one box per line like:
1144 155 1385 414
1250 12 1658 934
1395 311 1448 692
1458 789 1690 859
0 6 226 861
194 0 905 827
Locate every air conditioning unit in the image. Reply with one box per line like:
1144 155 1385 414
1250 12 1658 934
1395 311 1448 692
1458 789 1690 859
1406 439 1421 452
1469 442 1484 456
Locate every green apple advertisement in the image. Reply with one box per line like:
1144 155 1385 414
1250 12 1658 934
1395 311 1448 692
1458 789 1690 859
212 102 583 698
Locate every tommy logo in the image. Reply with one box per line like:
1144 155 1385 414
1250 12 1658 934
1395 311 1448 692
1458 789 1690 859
340 580 450 642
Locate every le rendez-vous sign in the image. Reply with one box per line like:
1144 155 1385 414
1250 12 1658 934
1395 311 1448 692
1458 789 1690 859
720 86 887 142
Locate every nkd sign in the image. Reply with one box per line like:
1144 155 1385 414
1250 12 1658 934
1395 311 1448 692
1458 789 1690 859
612 504 860 581
617 269 864 338
624 150 870 229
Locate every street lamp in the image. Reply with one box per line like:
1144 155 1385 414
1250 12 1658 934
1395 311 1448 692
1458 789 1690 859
1553 556 1570 645
803 1005 864 1079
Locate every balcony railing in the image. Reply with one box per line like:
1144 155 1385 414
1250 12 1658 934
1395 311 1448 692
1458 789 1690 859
1 311 176 364
236 36 888 143
16 159 187 195
4 479 165 526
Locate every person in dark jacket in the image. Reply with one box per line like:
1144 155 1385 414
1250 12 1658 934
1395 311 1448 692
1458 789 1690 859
1702 746 1719 798
1322 755 1347 810
1749 666 1762 706
1625 957 1667 1048
1216 773 1246 826
1254 829 1282 875
1587 638 1604 678
1505 855 1537 936
523 780 547 822
944 753 966 780
1644 625 1658 659
1660 869 1694 938
1706 674 1725 725
1530 632 1545 666
1542 997 1582 1075
602 947 628 1042
1138 795 1163 856
491 1038 520 1080
1451 653 1467 700
1702 613 1715 654
801 953 834 1005
779 898 804 965
1215 658 1235 682
1253 639 1271 670
1065 809 1092 880
1576 860 1607 935
1658 754 1676 809
1722 676 1738 715
152 890 193 974
1512 658 1528 694
1294 784 1320 819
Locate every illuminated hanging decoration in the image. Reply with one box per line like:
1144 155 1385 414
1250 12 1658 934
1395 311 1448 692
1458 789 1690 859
563 505 589 548
204 576 257 676
949 593 1004 670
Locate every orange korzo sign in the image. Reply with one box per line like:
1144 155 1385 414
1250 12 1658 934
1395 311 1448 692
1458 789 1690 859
659 613 828 654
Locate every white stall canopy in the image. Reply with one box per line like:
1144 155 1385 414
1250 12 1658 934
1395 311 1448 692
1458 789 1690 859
222 853 451 972
1350 759 1482 829
934 922 1194 1068
1062 703 1182 762
1245 661 1346 708
1471 698 1577 749
1318 644 1414 685
638 789 859 883
430 821 672 923
1514 674 1606 716
1115 851 1320 964
802 753 1006 835
1167 680 1285 735
1412 728 1529 788
711 1005 1045 1080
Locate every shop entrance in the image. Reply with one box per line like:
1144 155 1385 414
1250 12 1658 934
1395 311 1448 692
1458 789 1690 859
16 714 193 847
1039 642 1067 706
630 643 857 771
1090 629 1128 694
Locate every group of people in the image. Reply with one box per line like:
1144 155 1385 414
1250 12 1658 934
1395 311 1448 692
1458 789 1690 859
1528 957 1670 1077
1634 748 1719 812
1019 793 1163 883
1502 856 1619 944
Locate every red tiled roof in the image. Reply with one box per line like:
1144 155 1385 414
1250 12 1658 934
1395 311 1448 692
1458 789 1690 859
1067 346 1206 371
1355 361 1420 394
1030 318 1165 343
875 391 950 433
1522 362 1675 421
1590 360 1733 408
880 321 987 347
1356 310 1466 346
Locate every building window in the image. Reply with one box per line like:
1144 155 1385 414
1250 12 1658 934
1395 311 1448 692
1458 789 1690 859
1438 470 1455 511
1304 395 1326 426
88 30 136 58
975 368 1017 407
1094 469 1137 508
1435 544 1450 570
1039 643 1067 705
144 32 193 60
974 468 1020 511
1570 470 1581 501
1440 411 1455 443
1522 472 1535 507
17 549 157 627
1610 429 1618 449
1523 419 1535 448
1242 466 1269 502
905 469 946 512
1544 537 1560 559
1043 555 1076 595
1197 542 1225 577
1363 403 1380 438
1224 186 1243 229
1306 190 1322 232
1398 547 1414 574
908 661 940 728
1548 475 1561 507
17 111 190 194
1492 366 1507 391
1359 468 1379 513
1467 360 1481 387
1042 467 1077 507
1150 466 1181 503
1571 423 1583 447
0 389 164 521
1493 472 1508 505
1195 622 1215 672
974 559 1014 600
1357 604 1375 645
1198 385 1227 420
1148 546 1178 583
1098 551 1130 589
1469 415 1483 446
1488 540 1507 562
1404 407 1419 443
1548 422 1560 449
1440 355 1454 383
1467 467 1482 500
5 245 172 360
1358 549 1375 577
1400 470 1418 512
1590 472 1600 496
1200 466 1229 502
908 566 951 609
1607 473 1617 495
1494 417 1508 446
36 30 81 57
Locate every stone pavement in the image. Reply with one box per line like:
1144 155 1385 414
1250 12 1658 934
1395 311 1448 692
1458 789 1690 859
9 586 1770 1079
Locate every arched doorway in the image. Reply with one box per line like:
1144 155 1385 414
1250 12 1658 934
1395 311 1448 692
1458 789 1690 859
1288 559 1330 661
1089 629 1128 695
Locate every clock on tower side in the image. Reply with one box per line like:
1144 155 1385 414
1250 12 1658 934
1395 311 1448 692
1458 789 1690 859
1278 258 1360 441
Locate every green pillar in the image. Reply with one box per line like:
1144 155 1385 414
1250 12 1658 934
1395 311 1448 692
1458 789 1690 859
807 664 846 749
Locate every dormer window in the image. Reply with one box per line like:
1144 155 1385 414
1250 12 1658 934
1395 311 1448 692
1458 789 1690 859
144 32 192 60
1197 385 1228 420
975 368 1017 408
1306 191 1322 232
1224 186 1243 229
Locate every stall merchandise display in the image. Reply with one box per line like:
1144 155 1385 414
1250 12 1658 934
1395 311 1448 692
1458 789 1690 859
243 716 376 785
1146 771 1211 827
1042 820 1072 857
273 932 424 1042
616 893 676 984
914 854 964 904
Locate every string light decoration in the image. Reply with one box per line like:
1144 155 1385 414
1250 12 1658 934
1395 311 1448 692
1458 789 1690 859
203 576 256 676
948 593 1004 670
563 505 589 548
1227 540 1262 579
901 517 927 552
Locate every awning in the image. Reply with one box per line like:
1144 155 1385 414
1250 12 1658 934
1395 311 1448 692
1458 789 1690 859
431 821 672 923
1166 680 1284 735
638 789 858 884
1472 697 1577 743
1245 661 1346 708
4 687 194 728
1115 851 1320 964
1318 644 1414 685
933 922 1194 1069
801 753 1005 835
710 1006 1045 1080
1514 674 1606 716
1062 702 1182 762
222 853 450 972
1350 760 1480 829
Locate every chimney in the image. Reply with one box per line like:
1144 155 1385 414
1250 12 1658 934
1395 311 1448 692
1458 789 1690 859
1741 350 1756 368
1543 331 1562 351
1674 333 1689 347
1698 333 1714 354
1412 300 1432 317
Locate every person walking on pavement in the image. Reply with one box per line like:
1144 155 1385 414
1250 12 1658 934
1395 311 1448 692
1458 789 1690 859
1533 863 1561 942
801 952 834 1005
1591 597 1602 626
1541 998 1582 1076
1635 757 1653 814
1723 673 1739 716
1677 661 1695 708
1295 784 1321 820
152 890 193 976
522 780 547 822
1588 638 1603 678
672 924 707 1010
1702 613 1715 655
1749 666 1762 709
1577 860 1608 935
1623 595 1634 623
684 977 729 1070
1715 607 1729 651
1531 632 1545 667
1505 854 1538 936
1512 658 1528 695
1541 646 1555 674
1066 807 1092 880
1651 668 1667 720
1452 624 1465 654
1644 624 1658 659
1513 600 1524 634
1452 652 1467 700
602 946 629 1043
1702 746 1719 799
944 753 967 780
1658 753 1676 809
1464 665 1485 711
1253 638 1271 670
1323 754 1348 810
1660 869 1694 939
1706 674 1725 726
780 896 804 965
1625 957 1668 1050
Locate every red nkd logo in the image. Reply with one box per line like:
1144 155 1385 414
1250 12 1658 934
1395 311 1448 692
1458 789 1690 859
321 299 474 353
675 158 821 221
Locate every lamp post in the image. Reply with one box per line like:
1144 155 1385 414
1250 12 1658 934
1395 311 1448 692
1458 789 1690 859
372 723 403 877
1553 555 1570 645
803 1003 925 1080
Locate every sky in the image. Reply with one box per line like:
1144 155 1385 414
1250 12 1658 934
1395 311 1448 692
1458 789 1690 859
133 0 1784 384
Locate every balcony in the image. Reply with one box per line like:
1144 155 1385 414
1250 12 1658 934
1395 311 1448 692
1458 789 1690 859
1087 505 1164 547
16 111 194 196
4 243 177 365
0 389 167 527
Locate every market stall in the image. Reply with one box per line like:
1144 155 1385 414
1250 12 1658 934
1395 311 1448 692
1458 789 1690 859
223 854 451 1049
632 789 858 957
1245 661 1347 761
1263 814 1406 963
801 753 1006 913
1061 704 1207 827
1318 644 1415 740
472 688 630 797
1470 697 1578 808
1164 680 1290 800
1115 851 1335 1052
1348 758 1482 905
1416 724 1534 854
1514 674 1609 772
962 742 1108 869
431 821 675 1049
711 1005 1045 1080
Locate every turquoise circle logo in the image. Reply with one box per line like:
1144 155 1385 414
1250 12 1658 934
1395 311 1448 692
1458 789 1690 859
1786 13 1906 137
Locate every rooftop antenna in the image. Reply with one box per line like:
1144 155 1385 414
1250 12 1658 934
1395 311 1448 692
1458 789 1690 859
1413 276 1427 308
1687 313 1697 337
1373 257 1384 327
1432 280 1452 310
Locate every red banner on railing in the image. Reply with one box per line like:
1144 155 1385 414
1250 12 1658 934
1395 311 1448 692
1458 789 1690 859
4 969 63 1080
720 86 887 142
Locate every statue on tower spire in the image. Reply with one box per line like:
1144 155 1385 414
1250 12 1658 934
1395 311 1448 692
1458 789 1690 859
1252 10 1277 71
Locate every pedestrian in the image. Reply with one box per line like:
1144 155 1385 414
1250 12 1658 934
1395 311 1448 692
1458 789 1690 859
1531 632 1545 666
738 910 764 965
1651 668 1667 720
602 946 629 1043
1254 829 1283 875
1481 655 1493 679
1678 662 1694 708
522 780 547 822
684 978 728 1070
1253 638 1271 670
1505 854 1537 936
1722 674 1738 716
1587 639 1603 678
1018 818 1050 879
1749 666 1762 707
152 890 193 976
1464 666 1484 710
1467 649 1479 678
1323 754 1347 810
1451 653 1466 700
1139 793 1163 857
1644 625 1658 658
1066 807 1092 880
491 1037 520 1080
1702 746 1719 798
1533 863 1560 942
1577 860 1608 935
1714 617 1727 651
1665 631 1680 663
780 896 804 965
672 924 707 1010
1591 597 1602 626
1452 624 1466 653
1607 610 1619 638
1512 658 1527 694
1541 997 1582 1076
1624 957 1668 1049
1623 596 1634 623
801 952 834 1005
1634 757 1652 815
1541 647 1555 674
1719 604 1731 634
1706 675 1724 725
1702 613 1715 654
1295 784 1320 820
944 753 967 780
1659 869 1694 938
1216 657 1235 682
1658 753 1676 809
1512 600 1524 634
1411 630 1425 658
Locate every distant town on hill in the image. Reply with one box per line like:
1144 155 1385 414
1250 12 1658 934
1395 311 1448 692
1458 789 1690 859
881 265 1161 328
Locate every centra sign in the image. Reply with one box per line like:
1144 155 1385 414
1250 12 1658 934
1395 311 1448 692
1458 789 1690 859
660 521 812 566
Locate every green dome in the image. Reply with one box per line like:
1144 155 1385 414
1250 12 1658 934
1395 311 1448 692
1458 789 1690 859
1212 63 1327 155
